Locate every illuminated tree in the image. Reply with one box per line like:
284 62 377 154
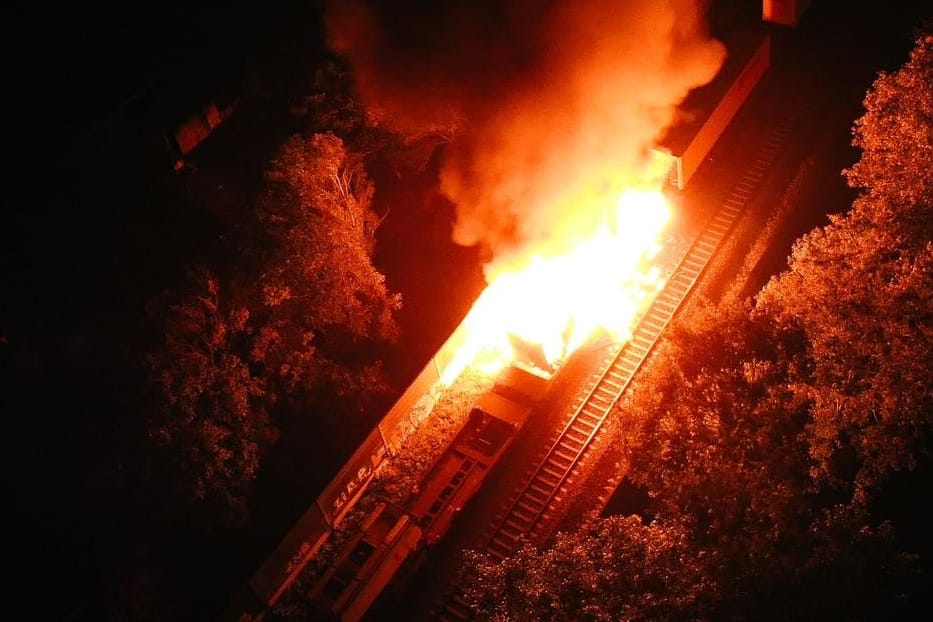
146 266 278 526
462 516 712 622
622 301 813 541
146 132 401 522
619 301 916 619
256 131 400 351
757 32 933 501
844 34 933 244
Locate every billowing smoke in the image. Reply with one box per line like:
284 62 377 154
325 0 725 274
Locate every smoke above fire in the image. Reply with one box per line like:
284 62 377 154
324 0 725 275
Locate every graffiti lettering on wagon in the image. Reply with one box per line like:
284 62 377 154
332 465 374 517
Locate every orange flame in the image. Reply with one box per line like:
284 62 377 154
442 187 673 385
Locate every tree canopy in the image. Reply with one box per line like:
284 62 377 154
462 516 711 622
757 33 933 499
257 131 400 349
146 131 401 524
146 266 278 526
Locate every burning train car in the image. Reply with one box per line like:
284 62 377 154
306 362 552 622
408 361 550 546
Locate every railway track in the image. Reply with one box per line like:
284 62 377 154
428 106 802 622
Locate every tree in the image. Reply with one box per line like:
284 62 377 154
844 34 933 246
622 300 814 540
146 266 278 526
619 299 916 620
462 516 712 622
146 132 402 524
256 131 401 351
757 32 933 500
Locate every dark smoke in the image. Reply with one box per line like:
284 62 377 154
325 0 725 272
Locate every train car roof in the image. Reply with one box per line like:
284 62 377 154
657 24 769 155
494 363 551 403
475 390 534 429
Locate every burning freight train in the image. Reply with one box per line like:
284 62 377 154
219 2 774 619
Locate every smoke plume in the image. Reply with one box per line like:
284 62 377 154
324 0 725 274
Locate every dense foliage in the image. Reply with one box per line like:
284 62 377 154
146 130 402 525
463 516 710 622
463 30 933 622
146 267 277 526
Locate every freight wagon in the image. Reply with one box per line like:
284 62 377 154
306 362 552 621
654 27 771 190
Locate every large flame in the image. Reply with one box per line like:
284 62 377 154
324 1 725 386
442 187 673 385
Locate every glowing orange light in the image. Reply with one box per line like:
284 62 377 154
441 187 673 385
